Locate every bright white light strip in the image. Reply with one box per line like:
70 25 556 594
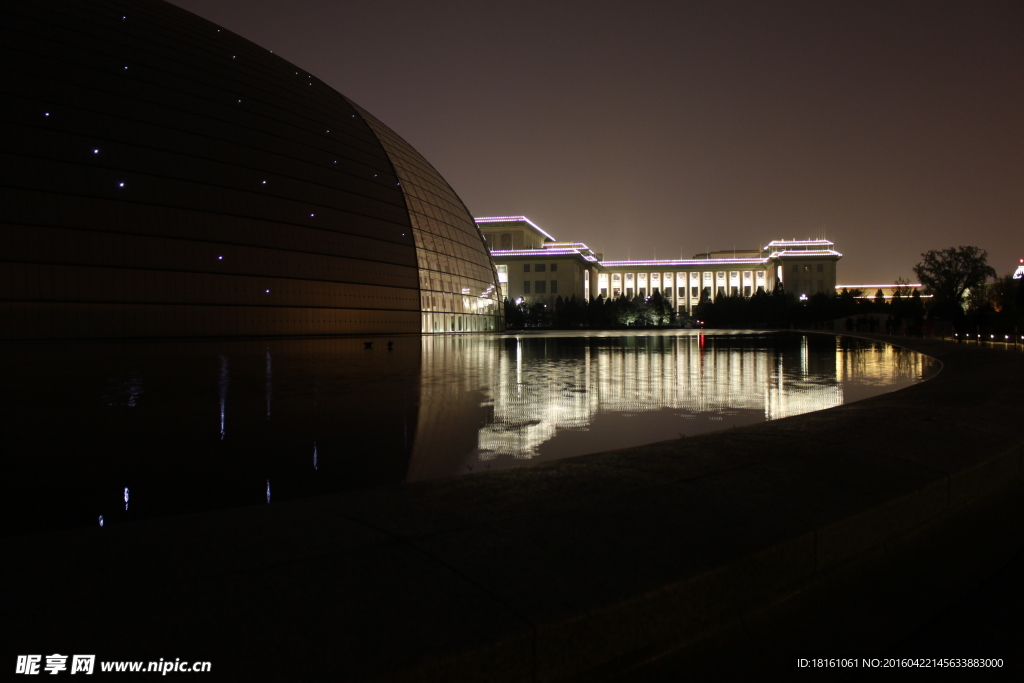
491 249 582 256
490 248 599 263
768 250 843 258
836 284 923 289
474 216 557 242
763 239 835 249
601 258 770 267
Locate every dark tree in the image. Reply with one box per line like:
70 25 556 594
647 289 675 326
912 246 996 316
503 297 524 329
893 276 913 298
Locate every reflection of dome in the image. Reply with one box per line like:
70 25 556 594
2 1 500 339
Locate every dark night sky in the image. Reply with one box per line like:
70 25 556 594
168 0 1022 284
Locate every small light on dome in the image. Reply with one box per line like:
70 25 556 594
123 66 128 70
44 112 49 116
310 213 315 217
217 256 223 260
265 289 270 293
118 182 125 187
261 180 267 184
93 149 99 154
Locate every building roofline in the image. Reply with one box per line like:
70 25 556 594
474 216 557 242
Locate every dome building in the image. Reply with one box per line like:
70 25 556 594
1 0 501 339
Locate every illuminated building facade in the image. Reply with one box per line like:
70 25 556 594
477 216 842 312
1 1 500 340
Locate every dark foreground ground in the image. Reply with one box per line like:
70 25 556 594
5 333 1023 681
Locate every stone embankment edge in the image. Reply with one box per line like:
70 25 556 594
364 333 1023 681
567 333 1024 680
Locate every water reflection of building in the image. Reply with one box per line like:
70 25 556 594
5 333 931 533
412 333 930 470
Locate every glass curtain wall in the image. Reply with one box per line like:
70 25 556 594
351 102 501 333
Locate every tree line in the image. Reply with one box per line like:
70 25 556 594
503 246 1023 336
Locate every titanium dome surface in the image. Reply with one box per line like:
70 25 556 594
1 0 501 339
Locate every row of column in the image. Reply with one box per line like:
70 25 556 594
593 270 769 311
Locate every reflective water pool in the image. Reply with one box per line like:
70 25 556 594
0 331 937 535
